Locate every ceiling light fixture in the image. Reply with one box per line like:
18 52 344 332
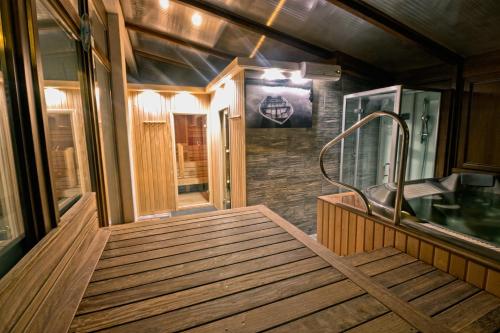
191 13 202 27
159 0 169 10
261 68 286 81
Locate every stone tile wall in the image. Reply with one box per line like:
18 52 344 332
246 76 376 233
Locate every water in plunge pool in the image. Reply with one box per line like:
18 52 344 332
408 190 500 246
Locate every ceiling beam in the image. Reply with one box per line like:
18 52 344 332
330 51 392 82
125 21 234 60
134 49 192 69
174 0 333 59
325 0 462 64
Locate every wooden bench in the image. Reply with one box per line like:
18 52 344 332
177 144 208 187
0 193 109 332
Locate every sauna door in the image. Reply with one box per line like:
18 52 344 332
174 114 209 209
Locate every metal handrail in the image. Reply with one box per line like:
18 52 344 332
319 111 410 225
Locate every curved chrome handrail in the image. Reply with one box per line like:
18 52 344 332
319 111 410 225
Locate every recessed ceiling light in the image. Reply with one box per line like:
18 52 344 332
159 0 169 10
191 13 202 27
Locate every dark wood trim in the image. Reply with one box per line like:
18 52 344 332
79 0 109 226
448 63 464 173
125 21 234 60
174 0 334 59
329 51 392 82
45 0 80 39
325 0 462 64
134 49 192 69
0 0 54 272
393 64 455 88
20 0 60 231
434 90 452 177
464 49 500 78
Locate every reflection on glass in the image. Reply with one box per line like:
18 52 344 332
341 91 397 189
90 7 108 56
174 115 209 208
0 71 24 251
36 0 90 211
341 87 441 193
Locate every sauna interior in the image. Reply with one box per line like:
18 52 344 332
0 0 500 332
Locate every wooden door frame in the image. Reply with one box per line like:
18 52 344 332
171 112 211 210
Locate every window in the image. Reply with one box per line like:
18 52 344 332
0 12 24 253
35 0 91 212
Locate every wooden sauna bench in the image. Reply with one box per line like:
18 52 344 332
3 200 498 332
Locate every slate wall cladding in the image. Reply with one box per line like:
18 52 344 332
246 75 376 234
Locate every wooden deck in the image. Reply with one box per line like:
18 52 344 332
69 206 500 332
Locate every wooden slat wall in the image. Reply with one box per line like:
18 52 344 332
317 194 500 298
128 90 210 217
208 70 246 209
0 193 109 332
229 71 246 208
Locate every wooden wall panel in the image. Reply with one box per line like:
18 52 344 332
208 70 246 209
229 71 246 208
456 72 500 172
317 193 500 297
128 90 210 217
207 93 224 209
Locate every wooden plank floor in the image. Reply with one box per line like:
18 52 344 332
70 206 499 332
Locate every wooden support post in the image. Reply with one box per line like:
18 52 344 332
108 13 136 222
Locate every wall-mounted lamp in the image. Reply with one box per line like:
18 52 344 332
174 91 198 113
289 70 310 84
261 68 286 81
138 89 161 115
191 13 202 27
159 0 169 10
44 87 66 107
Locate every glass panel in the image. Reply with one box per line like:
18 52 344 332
36 0 91 212
401 90 441 181
94 57 122 224
0 24 24 251
340 90 397 190
174 114 209 209
90 6 108 56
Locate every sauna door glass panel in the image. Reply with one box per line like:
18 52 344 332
94 57 122 224
174 115 209 209
36 0 91 212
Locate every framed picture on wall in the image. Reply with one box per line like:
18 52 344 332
245 78 313 128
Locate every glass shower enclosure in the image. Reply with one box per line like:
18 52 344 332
340 85 441 190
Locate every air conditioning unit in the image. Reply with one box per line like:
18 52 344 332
300 62 341 81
